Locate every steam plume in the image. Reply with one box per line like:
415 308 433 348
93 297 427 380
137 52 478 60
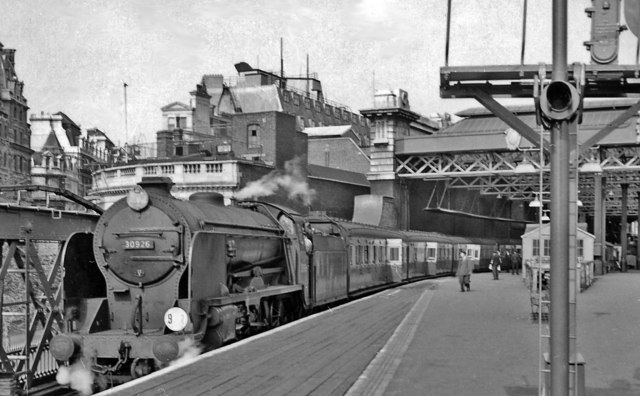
234 156 315 205
169 337 202 367
56 361 94 395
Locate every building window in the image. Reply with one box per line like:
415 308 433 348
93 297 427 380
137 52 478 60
304 98 311 109
248 124 261 148
168 117 176 129
176 116 187 129
533 239 551 257
283 91 290 102
296 116 305 131
577 239 584 258
325 105 331 116
293 94 300 106
315 101 322 112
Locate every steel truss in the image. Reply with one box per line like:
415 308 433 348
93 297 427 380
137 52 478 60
396 145 640 215
0 203 97 390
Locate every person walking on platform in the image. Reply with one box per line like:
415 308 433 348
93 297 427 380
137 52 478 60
511 250 521 275
457 250 472 292
503 249 512 276
490 250 501 280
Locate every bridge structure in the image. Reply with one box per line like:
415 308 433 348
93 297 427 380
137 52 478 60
0 186 99 392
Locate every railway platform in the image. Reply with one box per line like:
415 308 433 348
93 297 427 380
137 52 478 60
96 271 640 396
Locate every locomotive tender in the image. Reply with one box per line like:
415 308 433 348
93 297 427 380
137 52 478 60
49 177 518 386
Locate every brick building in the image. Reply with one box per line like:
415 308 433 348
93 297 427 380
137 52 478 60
90 63 374 217
0 42 32 196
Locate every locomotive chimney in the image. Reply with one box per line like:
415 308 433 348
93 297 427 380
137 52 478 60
138 176 174 196
189 192 225 206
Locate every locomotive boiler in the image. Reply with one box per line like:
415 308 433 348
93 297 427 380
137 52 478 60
50 177 305 384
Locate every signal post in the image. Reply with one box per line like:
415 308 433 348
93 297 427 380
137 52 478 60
440 0 640 394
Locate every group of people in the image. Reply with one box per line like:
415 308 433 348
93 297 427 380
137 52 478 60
489 249 522 280
456 248 522 292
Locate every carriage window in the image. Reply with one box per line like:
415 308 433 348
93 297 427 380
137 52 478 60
373 245 378 263
350 245 356 266
389 247 399 261
427 248 436 260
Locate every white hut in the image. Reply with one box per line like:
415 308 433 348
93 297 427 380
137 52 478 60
521 223 595 291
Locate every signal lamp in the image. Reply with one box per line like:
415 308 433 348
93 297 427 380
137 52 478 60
539 81 580 121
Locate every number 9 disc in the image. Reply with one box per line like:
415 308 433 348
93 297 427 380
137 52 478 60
164 307 189 331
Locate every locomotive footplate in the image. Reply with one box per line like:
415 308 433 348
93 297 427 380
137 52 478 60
207 285 303 307
81 329 195 360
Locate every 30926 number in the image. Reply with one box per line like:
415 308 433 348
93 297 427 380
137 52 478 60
123 240 154 250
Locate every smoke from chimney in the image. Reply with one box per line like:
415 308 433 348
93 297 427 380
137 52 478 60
234 156 315 205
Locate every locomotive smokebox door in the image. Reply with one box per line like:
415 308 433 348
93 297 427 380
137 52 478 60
99 204 182 285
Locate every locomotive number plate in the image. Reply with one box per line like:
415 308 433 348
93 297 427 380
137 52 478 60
123 240 155 250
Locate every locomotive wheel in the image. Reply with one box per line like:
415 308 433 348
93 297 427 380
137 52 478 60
261 299 273 327
262 298 287 328
130 357 155 379
270 298 287 327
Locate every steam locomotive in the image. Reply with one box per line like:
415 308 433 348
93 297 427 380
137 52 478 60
49 177 518 388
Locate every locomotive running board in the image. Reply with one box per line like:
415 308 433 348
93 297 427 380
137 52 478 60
206 285 303 307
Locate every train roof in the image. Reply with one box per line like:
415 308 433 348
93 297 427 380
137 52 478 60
303 213 521 245
335 221 405 239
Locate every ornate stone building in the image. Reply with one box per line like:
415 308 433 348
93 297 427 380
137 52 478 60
29 113 116 209
0 42 32 196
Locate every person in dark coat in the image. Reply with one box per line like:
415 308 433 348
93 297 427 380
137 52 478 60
511 250 521 275
490 250 501 280
456 250 473 292
503 249 512 275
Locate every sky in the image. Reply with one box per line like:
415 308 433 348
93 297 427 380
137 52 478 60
1 0 639 145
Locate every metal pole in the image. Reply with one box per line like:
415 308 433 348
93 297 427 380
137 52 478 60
124 82 128 145
550 0 570 394
445 0 452 67
594 174 603 263
124 82 129 162
521 0 528 65
621 183 628 272
637 191 640 264
306 53 310 97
